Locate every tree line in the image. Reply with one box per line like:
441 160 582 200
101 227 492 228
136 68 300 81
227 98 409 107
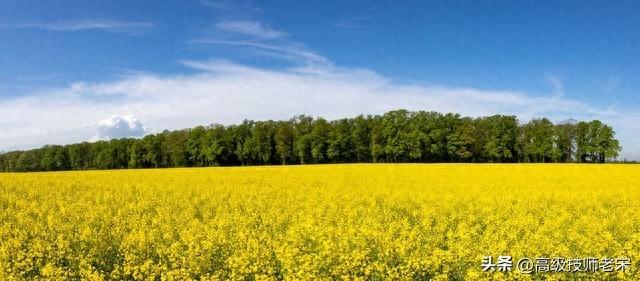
0 110 622 172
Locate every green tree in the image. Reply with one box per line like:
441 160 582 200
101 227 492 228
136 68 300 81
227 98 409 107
447 117 475 162
481 115 517 163
310 118 330 163
519 118 555 163
351 115 371 162
380 110 413 162
0 110 625 172
275 121 294 164
552 122 576 163
293 115 314 164
576 120 621 163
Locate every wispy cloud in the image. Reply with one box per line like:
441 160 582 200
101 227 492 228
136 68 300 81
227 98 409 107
194 2 323 66
194 18 329 66
0 20 153 34
546 74 565 97
216 20 286 39
332 16 373 30
193 39 330 65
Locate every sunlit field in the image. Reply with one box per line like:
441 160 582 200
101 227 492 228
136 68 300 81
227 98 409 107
1 164 639 280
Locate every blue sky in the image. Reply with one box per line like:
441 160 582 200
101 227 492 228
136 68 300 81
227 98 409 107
1 0 639 160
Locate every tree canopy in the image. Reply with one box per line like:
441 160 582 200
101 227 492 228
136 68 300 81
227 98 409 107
0 110 622 172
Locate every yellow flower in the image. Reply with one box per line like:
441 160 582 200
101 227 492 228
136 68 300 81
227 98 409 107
0 164 638 280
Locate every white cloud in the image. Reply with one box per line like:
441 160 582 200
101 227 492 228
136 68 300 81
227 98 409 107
0 60 638 160
95 115 146 140
216 20 286 39
0 21 153 34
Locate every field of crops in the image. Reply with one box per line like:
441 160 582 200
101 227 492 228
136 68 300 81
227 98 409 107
1 164 639 280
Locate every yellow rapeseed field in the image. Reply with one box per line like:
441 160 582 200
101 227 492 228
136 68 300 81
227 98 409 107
1 164 639 280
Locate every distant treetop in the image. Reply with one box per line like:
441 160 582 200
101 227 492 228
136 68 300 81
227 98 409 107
0 110 621 172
